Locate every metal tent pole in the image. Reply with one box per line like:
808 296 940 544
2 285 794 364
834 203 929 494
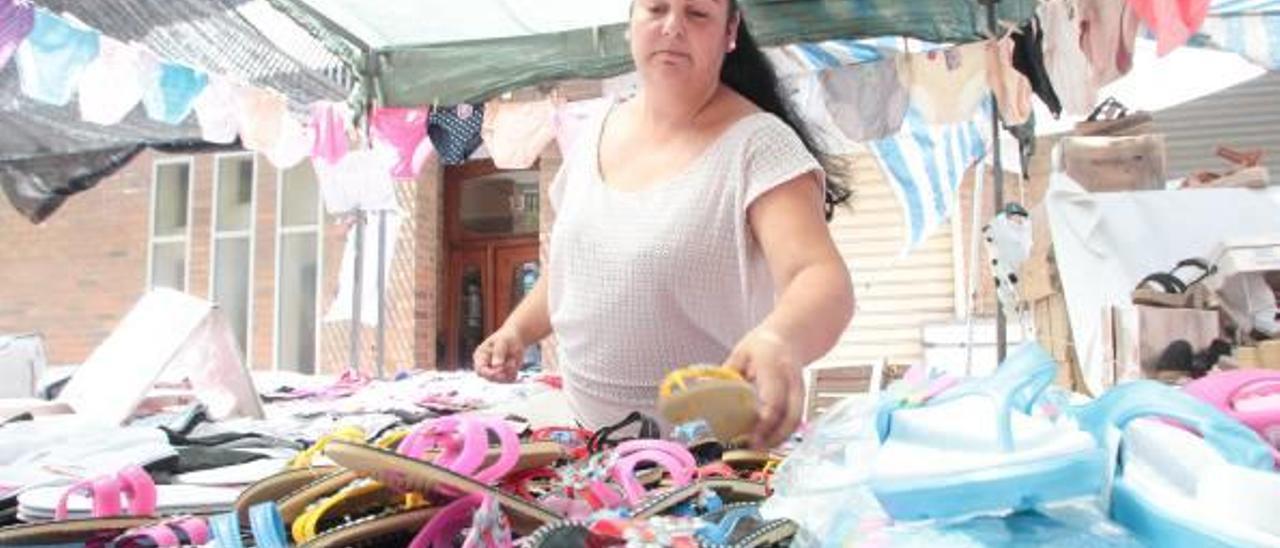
984 0 1008 364
349 212 364 373
376 210 387 379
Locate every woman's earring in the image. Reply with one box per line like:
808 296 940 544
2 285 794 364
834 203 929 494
728 41 736 52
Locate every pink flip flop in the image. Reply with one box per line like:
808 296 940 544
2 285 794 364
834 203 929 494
1183 369 1280 464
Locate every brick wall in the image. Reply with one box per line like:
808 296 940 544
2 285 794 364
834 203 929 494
0 150 156 365
0 148 433 375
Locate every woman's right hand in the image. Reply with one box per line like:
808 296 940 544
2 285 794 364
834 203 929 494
474 326 527 383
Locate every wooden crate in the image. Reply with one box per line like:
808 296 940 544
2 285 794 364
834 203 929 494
804 362 909 421
1029 293 1085 392
1019 201 1087 392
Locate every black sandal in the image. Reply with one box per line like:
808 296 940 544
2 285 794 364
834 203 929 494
586 411 661 454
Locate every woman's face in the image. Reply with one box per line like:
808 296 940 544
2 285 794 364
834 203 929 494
629 0 739 89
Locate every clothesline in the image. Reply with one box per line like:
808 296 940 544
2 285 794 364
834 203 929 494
3 0 1276 254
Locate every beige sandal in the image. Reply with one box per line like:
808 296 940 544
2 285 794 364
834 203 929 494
658 365 758 444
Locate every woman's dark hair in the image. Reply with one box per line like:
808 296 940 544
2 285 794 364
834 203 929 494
721 1 851 220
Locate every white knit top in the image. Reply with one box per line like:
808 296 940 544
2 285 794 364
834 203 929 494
547 102 825 430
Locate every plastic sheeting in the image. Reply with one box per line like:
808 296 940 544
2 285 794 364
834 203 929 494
0 0 352 222
282 0 1042 107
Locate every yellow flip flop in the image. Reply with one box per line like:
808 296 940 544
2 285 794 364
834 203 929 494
659 364 758 444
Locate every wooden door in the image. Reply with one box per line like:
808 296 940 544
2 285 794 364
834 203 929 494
493 243 541 331
441 160 544 370
445 247 491 371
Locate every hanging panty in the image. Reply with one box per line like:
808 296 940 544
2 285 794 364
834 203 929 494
264 113 310 169
313 147 399 214
193 75 239 144
481 98 558 169
1010 16 1063 118
1127 0 1211 56
896 42 990 125
428 104 485 166
1078 0 1141 87
554 97 610 156
15 9 99 106
1039 0 1098 116
370 107 433 179
820 59 909 142
782 72 856 154
77 37 159 126
1004 111 1037 180
0 0 34 72
142 62 208 125
985 36 1034 126
310 101 352 166
234 86 287 154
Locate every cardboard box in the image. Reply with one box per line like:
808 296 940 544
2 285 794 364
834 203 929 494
1059 134 1167 193
1105 304 1222 386
1209 234 1280 278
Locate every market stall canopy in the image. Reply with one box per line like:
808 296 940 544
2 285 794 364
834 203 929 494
0 0 353 221
276 0 1041 107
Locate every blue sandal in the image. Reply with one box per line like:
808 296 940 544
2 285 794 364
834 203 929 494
870 343 1106 521
1071 381 1276 547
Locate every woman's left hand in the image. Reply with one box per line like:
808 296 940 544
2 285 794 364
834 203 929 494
723 327 805 449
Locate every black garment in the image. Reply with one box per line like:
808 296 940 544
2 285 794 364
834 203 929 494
163 429 303 453
1003 110 1037 181
427 104 485 166
1010 16 1063 119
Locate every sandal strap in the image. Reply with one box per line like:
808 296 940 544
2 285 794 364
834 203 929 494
209 512 244 548
116 465 157 516
249 502 288 548
409 492 511 548
56 475 121 521
1135 272 1187 294
588 412 660 454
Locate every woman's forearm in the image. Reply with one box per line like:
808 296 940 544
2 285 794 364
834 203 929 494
502 274 553 343
757 259 855 366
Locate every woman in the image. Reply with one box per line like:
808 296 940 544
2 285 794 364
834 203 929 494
475 0 854 449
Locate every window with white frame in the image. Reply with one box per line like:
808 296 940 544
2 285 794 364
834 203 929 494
275 162 322 373
212 154 255 359
149 160 192 291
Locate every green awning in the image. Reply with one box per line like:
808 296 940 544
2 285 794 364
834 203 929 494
279 0 1039 107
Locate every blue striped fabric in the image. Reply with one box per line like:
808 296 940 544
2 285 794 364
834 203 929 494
771 36 992 254
1210 0 1280 14
1161 0 1280 69
1196 13 1280 69
868 101 992 254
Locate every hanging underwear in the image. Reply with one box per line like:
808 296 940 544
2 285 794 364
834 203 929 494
234 86 287 154
1127 0 1211 56
428 104 486 166
310 101 351 166
370 107 432 179
554 98 610 156
78 36 158 126
1011 16 1063 118
264 113 310 169
1079 0 1141 87
0 0 34 72
985 36 1034 126
820 59 909 142
783 72 855 154
481 98 558 169
1039 0 1098 116
896 41 990 125
15 9 99 106
193 75 239 144
142 62 208 125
